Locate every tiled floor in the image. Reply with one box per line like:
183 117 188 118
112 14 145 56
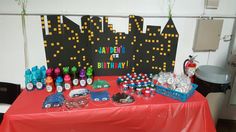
216 119 236 132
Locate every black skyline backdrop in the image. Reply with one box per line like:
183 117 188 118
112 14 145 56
41 15 179 75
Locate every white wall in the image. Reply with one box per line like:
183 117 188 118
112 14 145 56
1 0 236 120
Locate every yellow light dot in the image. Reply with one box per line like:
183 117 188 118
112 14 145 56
152 59 155 61
152 40 155 43
140 43 142 46
156 48 159 51
75 33 78 36
46 60 50 63
53 28 57 31
152 47 155 50
133 55 135 57
83 59 86 61
147 51 150 54
58 63 62 66
67 27 70 30
73 45 76 48
156 40 159 43
91 41 94 44
167 25 170 28
49 32 52 35
145 39 148 42
74 57 76 60
123 36 126 39
146 60 149 63
56 50 60 53
56 42 60 45
136 49 139 52
152 56 155 59
131 42 134 45
158 29 161 32
70 57 73 60
161 48 163 51
168 45 171 47
83 56 85 59
168 40 171 43
60 47 64 50
160 44 163 47
149 33 152 36
136 63 139 66
68 37 71 40
44 44 47 47
99 30 102 33
147 28 150 31
72 37 75 40
71 30 74 33
58 31 62 34
175 34 179 37
167 49 171 52
155 67 158 69
164 53 166 56
153 33 156 36
148 40 151 43
96 26 99 29
161 34 164 36
107 38 110 41
91 20 93 22
44 40 47 43
172 34 175 37
76 40 79 43
133 58 135 60
97 38 100 41
140 59 142 62
82 48 85 51
159 67 162 70
63 24 66 27
51 43 54 46
152 66 154 69
77 50 80 53
160 52 163 55
53 54 57 57
171 25 174 28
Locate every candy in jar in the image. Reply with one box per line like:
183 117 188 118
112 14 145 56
46 76 55 92
55 76 64 92
64 74 72 90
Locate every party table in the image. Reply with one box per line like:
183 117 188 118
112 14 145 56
0 76 215 132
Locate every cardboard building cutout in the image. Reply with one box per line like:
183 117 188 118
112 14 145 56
41 15 179 75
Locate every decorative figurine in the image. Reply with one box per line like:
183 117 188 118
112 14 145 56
86 67 93 85
71 66 79 86
55 76 63 92
79 69 87 87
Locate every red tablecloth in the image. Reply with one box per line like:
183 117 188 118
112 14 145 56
0 76 215 132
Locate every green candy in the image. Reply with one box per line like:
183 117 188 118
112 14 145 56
63 67 70 74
